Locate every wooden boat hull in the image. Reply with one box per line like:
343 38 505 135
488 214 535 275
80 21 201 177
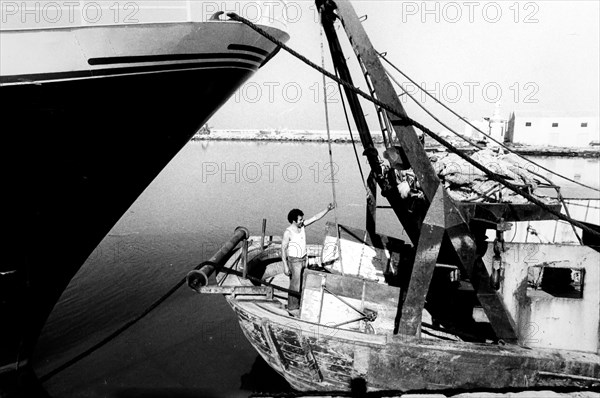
218 241 600 393
228 298 599 392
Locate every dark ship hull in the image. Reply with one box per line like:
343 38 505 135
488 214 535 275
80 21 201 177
0 21 288 396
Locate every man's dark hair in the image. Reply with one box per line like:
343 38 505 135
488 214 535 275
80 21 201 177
287 209 304 224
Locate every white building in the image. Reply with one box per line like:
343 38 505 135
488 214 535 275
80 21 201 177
463 103 508 146
506 111 599 147
488 103 507 146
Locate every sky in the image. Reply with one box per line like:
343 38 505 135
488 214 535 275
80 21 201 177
208 0 600 133
2 1 598 134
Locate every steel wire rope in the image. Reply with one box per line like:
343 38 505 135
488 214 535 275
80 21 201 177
381 63 484 150
225 12 600 240
383 64 584 244
320 27 344 275
378 54 600 194
336 67 368 192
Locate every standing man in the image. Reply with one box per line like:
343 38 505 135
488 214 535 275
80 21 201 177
282 203 335 316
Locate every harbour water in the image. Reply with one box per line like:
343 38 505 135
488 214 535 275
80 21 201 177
33 141 600 397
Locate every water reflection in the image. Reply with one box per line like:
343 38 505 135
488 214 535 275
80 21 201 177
35 142 599 397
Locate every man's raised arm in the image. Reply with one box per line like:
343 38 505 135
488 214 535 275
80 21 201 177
304 203 335 227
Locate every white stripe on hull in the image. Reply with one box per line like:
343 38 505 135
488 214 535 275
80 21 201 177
1 21 289 83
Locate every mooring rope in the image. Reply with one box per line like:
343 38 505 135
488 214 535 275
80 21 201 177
320 27 344 275
40 275 187 382
226 12 600 240
378 54 600 194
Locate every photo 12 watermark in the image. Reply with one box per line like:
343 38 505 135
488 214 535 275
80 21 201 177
400 1 540 24
201 1 304 23
400 81 540 105
230 79 539 106
200 1 337 24
201 161 340 184
1 1 140 25
233 81 341 105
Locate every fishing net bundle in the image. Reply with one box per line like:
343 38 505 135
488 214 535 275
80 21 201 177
429 149 558 204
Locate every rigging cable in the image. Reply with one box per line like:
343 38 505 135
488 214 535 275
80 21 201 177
378 54 600 194
320 27 344 275
335 68 369 194
382 61 585 241
334 63 378 216
357 56 390 148
381 63 585 243
225 12 600 240
381 63 483 151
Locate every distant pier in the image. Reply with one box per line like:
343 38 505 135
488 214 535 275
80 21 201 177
192 129 600 157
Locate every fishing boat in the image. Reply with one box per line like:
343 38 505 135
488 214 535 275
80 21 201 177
0 1 289 396
190 227 600 392
188 0 599 394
